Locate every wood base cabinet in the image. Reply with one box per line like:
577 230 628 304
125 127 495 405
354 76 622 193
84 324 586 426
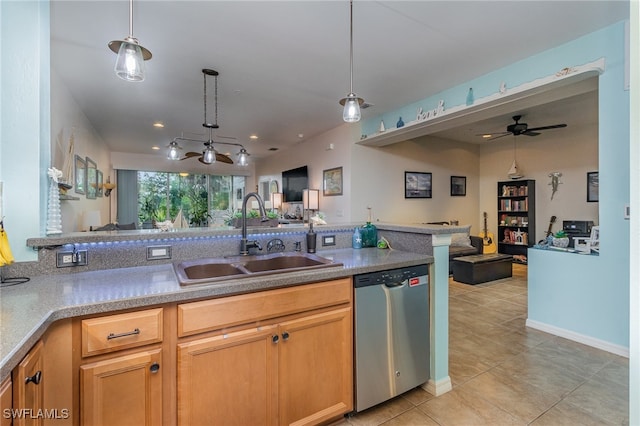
177 278 353 426
80 349 162 426
13 341 44 426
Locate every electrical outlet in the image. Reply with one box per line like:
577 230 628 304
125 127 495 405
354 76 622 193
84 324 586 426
147 245 172 260
56 250 88 268
322 235 336 246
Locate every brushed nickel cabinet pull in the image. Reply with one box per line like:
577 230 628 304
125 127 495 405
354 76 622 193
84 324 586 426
107 328 140 340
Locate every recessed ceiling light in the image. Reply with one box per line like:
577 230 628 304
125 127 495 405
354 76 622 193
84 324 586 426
298 133 304 139
482 134 492 139
152 146 160 150
153 121 165 128
249 135 258 140
179 172 189 177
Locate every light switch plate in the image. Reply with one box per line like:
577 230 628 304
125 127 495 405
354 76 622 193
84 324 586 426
147 245 171 260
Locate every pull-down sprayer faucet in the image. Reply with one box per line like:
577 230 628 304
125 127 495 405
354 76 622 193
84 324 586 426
239 192 268 255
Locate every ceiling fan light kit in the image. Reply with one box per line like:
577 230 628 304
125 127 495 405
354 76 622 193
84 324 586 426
340 0 365 123
108 0 151 82
168 69 250 166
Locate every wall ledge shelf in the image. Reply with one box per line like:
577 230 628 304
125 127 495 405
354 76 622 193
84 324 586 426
60 194 80 201
357 59 604 147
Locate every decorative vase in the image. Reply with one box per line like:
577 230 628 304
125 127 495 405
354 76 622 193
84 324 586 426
466 88 474 106
46 175 63 235
552 237 570 248
396 117 404 128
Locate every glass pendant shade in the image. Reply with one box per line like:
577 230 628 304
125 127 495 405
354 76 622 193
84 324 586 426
342 95 362 123
202 146 216 164
237 148 249 166
167 142 180 160
114 40 145 81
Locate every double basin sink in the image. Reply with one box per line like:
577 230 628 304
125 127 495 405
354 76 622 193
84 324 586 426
174 252 343 286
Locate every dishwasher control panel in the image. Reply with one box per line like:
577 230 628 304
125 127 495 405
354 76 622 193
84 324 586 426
354 264 428 288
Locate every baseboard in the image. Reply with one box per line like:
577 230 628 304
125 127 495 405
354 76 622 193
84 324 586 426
422 377 452 396
526 319 629 358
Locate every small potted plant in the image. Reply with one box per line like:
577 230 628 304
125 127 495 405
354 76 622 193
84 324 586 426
552 230 570 248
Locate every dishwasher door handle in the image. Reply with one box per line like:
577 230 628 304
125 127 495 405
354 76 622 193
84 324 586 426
384 280 407 288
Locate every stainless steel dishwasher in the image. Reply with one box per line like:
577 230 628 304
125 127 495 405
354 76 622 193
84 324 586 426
353 264 429 412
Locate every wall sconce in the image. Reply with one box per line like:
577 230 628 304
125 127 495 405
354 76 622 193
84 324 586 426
303 189 319 223
103 177 116 197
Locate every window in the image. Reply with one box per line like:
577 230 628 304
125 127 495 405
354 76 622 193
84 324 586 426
137 172 246 227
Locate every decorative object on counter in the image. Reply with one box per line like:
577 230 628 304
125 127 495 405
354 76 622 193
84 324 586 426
450 176 466 196
404 171 432 198
306 222 317 253
396 117 404 128
46 167 63 235
379 120 385 132
377 236 391 249
466 87 474 106
548 172 562 200
169 69 250 165
552 230 570 248
352 227 362 249
155 220 174 232
310 213 327 225
323 167 343 196
108 0 152 82
360 207 378 248
587 171 599 202
339 0 365 123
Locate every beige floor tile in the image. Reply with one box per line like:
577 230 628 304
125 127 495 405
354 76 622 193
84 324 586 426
400 387 435 406
562 376 629 425
459 371 559 423
449 352 493 387
594 357 629 387
380 408 440 426
347 396 414 426
531 337 618 378
417 387 524 426
530 400 618 426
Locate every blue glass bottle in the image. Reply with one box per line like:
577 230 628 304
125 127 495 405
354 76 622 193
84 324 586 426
466 88 474 106
396 117 404 128
352 227 363 249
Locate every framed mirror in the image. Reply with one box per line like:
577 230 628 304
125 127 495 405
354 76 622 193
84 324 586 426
74 155 86 195
86 157 97 199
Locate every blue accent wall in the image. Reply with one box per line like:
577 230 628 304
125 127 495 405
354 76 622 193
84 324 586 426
364 22 630 348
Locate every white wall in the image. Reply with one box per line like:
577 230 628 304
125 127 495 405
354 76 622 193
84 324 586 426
51 69 112 231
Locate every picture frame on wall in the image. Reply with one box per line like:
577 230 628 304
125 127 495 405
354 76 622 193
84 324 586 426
74 155 86 195
97 170 103 197
587 171 599 202
86 157 97 199
405 171 432 198
323 167 343 196
450 176 466 196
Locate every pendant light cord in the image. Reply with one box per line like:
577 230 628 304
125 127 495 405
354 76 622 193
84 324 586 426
349 0 354 94
128 0 134 38
203 71 219 128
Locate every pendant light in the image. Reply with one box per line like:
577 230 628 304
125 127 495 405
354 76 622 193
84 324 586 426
108 0 152 82
237 148 250 166
339 0 365 123
167 141 181 160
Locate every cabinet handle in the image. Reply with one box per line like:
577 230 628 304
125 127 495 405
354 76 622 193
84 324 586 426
149 363 160 374
25 370 42 385
107 328 140 340
272 335 279 344
282 331 290 341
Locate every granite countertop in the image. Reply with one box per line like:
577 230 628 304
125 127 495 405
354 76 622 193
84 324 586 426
0 247 432 382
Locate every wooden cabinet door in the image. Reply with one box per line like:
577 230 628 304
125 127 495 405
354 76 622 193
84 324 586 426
177 326 278 426
80 348 162 426
14 340 44 426
278 308 353 426
1 376 12 426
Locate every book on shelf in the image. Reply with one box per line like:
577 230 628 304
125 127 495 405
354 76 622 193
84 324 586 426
501 185 529 197
499 199 528 212
501 228 528 245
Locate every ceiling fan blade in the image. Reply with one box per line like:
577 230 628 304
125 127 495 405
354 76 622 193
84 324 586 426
216 153 234 164
526 124 567 132
522 131 541 137
475 131 510 137
485 133 512 141
180 152 202 160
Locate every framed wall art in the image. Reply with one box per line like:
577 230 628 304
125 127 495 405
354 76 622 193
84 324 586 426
405 171 432 199
74 155 86 195
97 170 103 197
86 157 97 199
587 171 599 202
450 176 466 196
323 167 343 196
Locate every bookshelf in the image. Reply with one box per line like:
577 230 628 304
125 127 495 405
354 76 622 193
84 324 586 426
497 179 535 261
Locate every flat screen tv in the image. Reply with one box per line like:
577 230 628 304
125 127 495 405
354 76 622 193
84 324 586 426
282 166 308 203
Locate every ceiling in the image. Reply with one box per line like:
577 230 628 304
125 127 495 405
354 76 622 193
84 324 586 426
50 1 628 161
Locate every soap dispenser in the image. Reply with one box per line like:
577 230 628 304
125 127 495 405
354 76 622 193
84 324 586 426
352 227 363 249
306 222 317 253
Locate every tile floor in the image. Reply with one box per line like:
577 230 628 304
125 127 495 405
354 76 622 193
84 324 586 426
339 264 629 425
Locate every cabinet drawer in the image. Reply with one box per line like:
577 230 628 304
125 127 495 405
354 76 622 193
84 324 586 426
178 278 352 337
82 308 163 357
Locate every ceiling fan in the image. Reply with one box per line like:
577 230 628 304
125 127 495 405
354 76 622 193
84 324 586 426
482 115 567 141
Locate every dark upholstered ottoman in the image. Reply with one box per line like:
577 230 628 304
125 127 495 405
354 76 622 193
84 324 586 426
452 253 513 285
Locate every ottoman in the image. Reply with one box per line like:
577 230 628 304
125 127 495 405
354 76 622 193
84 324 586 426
452 253 513 285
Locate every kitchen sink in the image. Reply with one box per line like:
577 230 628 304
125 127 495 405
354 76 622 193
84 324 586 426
173 252 342 286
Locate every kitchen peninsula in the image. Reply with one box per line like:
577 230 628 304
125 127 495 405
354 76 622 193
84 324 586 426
1 223 458 424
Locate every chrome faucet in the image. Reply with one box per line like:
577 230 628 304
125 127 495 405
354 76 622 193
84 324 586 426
239 192 268 255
